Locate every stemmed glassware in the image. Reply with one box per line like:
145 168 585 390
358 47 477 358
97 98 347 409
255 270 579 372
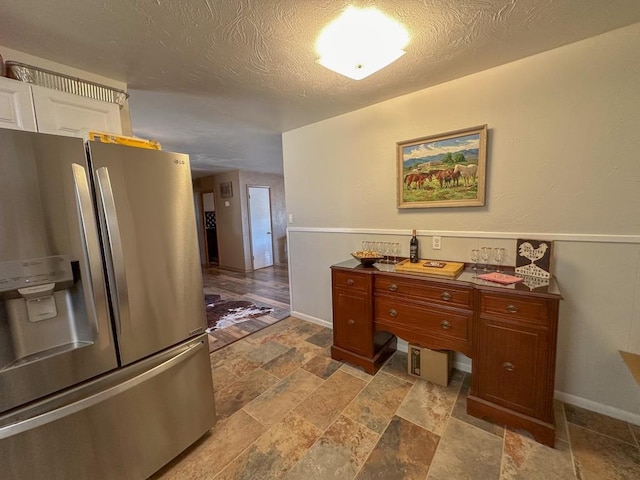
470 249 479 277
494 248 505 273
481 247 491 272
392 243 400 264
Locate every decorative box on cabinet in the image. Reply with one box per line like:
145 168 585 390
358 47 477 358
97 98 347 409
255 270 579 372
0 76 37 131
330 259 562 447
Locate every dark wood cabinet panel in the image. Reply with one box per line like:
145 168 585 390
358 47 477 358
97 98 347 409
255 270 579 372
332 269 372 292
375 275 473 309
330 261 561 447
473 317 550 418
333 289 373 356
374 297 472 355
480 292 553 325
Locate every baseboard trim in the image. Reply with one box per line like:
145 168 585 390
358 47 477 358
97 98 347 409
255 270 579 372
554 390 640 425
290 310 332 329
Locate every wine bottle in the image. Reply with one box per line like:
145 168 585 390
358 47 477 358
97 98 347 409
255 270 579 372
410 229 419 263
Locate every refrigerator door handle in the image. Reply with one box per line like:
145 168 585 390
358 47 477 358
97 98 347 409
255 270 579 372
71 163 109 332
0 339 206 439
95 166 130 336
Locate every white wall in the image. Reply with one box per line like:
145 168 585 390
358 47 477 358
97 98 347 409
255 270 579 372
283 23 640 423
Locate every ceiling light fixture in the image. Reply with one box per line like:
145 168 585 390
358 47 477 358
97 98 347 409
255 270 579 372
316 6 410 80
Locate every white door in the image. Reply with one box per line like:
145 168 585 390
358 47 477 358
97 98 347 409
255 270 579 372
248 186 274 270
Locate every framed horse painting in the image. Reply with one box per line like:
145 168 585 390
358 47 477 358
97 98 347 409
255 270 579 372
397 125 488 208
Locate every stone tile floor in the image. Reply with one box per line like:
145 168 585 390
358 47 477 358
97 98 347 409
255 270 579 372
151 317 640 480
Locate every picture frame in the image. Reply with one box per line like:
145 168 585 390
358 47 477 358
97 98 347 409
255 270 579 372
219 181 233 198
397 125 488 209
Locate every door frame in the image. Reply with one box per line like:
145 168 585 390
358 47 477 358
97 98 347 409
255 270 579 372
200 191 217 266
247 184 274 270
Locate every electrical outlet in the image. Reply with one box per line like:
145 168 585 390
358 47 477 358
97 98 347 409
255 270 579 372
432 236 441 250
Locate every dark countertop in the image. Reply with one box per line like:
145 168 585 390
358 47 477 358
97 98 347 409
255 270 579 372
331 258 562 298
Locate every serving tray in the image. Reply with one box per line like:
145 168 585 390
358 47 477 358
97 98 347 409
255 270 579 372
394 259 464 277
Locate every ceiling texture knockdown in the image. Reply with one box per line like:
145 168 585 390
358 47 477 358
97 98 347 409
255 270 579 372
2 0 640 177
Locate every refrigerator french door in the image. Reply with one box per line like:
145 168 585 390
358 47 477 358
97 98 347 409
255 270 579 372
0 130 118 414
87 140 206 365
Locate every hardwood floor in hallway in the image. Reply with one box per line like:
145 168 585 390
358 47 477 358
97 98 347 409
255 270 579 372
202 262 291 352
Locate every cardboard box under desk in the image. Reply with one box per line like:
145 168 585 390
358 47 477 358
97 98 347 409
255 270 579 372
407 345 452 386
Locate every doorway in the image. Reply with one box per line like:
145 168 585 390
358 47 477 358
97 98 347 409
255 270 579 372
248 185 274 270
202 192 218 265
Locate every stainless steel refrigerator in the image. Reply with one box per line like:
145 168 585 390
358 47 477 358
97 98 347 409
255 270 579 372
0 129 216 479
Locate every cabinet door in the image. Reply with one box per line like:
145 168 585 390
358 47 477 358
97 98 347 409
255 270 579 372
0 76 37 131
475 316 550 418
333 289 372 356
31 84 122 136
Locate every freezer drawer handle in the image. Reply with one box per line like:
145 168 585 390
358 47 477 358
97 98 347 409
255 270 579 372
71 163 109 333
0 340 205 440
95 167 130 336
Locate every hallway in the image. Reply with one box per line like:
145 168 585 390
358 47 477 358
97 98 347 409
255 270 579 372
202 263 291 351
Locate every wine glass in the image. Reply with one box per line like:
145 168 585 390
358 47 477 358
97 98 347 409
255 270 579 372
494 248 505 273
470 249 479 276
391 242 400 264
481 247 491 272
382 242 390 263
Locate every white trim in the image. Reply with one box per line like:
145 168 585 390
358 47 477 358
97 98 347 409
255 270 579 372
286 226 640 244
554 390 640 426
290 310 332 329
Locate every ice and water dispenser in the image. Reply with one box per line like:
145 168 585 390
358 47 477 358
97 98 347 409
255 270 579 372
0 255 91 370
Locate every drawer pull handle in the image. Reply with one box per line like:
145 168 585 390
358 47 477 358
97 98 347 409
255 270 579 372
440 320 451 330
440 292 452 301
347 319 355 326
388 284 398 292
502 362 516 372
346 279 354 286
388 309 398 317
506 304 519 313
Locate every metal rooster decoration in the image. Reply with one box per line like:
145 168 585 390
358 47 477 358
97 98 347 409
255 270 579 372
515 239 552 279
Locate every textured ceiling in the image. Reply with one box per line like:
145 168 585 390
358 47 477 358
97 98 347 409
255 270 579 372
2 0 640 177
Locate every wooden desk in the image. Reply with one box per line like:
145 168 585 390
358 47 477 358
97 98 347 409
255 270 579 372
330 260 562 447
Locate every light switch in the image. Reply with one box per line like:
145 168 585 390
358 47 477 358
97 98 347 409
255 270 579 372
224 201 230 207
288 214 294 224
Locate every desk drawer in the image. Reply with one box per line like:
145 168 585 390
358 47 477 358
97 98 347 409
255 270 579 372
375 297 470 342
332 270 371 293
480 292 551 324
375 276 472 309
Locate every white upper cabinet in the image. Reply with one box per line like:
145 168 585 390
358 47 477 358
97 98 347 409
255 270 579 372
31 84 122 136
0 76 37 131
0 76 123 136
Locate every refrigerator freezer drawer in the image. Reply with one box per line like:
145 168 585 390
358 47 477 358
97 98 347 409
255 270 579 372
0 336 216 480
